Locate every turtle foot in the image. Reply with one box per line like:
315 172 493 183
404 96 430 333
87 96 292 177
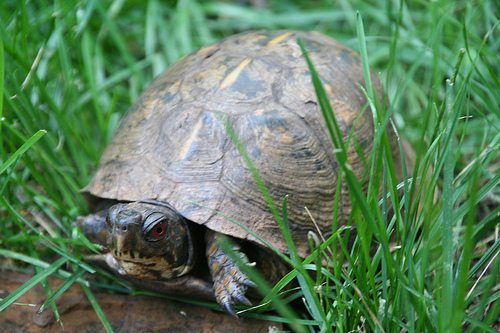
206 231 256 316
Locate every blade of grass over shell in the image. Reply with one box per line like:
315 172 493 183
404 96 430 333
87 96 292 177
219 115 328 329
297 38 378 239
0 256 67 312
297 38 385 317
183 199 293 266
217 113 281 226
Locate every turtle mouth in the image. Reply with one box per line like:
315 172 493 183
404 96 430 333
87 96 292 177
107 251 190 280
112 248 142 261
110 229 144 260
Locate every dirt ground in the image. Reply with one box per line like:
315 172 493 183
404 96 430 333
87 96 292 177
0 271 283 333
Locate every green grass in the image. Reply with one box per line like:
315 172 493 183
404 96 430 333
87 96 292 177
1 1 499 332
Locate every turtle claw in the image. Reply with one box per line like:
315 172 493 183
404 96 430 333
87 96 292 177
244 277 257 289
206 232 255 316
235 293 252 306
211 254 254 316
214 277 252 317
222 300 237 317
221 292 252 316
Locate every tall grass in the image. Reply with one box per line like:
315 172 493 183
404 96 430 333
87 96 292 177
1 1 498 332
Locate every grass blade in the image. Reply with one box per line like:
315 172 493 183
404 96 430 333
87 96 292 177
217 238 307 333
80 284 114 333
0 33 4 150
0 249 90 285
219 115 327 329
297 38 378 237
0 257 67 312
0 129 46 175
38 269 86 313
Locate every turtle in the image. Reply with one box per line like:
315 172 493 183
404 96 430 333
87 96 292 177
78 30 390 315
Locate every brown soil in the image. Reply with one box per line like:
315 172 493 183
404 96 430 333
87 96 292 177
0 271 282 333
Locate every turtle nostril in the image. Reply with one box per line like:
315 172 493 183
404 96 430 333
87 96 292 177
115 210 142 233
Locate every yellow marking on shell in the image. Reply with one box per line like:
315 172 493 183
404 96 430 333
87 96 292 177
219 58 252 90
332 100 357 125
324 83 334 97
177 117 204 159
266 32 293 47
280 132 294 145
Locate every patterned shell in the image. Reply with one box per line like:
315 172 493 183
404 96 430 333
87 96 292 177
84 30 382 257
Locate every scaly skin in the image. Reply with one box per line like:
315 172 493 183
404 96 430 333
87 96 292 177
205 230 256 316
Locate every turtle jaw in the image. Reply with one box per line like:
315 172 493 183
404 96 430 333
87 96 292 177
102 251 214 300
108 248 191 280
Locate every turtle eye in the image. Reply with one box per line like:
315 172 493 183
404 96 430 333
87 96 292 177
145 219 168 241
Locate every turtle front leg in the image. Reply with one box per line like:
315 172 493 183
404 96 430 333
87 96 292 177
205 230 256 316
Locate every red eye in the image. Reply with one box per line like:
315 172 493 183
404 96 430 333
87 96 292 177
149 221 167 239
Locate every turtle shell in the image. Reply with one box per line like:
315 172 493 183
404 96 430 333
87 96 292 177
84 30 384 257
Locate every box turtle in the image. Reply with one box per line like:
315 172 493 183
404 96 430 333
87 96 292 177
78 30 388 315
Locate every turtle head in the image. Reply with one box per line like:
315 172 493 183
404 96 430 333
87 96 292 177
106 201 195 280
